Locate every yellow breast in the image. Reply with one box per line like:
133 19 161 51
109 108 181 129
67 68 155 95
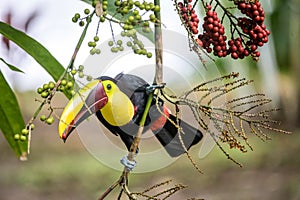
100 90 134 126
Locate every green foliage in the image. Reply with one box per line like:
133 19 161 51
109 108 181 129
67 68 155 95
80 0 155 43
0 22 65 82
0 58 24 73
0 21 70 158
0 71 27 160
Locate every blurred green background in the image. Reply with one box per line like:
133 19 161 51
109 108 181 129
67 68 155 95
1 0 300 199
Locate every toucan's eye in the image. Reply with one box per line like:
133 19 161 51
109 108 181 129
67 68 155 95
106 84 112 90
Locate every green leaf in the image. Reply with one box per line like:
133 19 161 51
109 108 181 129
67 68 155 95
0 58 24 73
0 21 71 99
80 0 155 43
0 70 28 160
0 21 64 81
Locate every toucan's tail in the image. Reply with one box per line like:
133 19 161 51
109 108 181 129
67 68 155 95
152 114 203 157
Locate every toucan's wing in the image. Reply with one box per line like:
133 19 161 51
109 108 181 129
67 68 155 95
152 114 203 157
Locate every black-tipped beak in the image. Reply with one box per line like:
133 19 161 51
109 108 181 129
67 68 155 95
58 80 108 141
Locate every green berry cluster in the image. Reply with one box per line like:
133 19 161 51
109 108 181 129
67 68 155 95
37 78 75 98
14 124 35 142
72 8 93 27
108 39 125 53
72 65 93 81
110 0 159 57
40 115 55 125
88 36 101 55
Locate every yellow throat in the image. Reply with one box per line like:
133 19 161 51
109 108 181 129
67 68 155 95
100 80 134 126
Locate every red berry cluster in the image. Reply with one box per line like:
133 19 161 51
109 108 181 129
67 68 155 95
235 0 270 60
228 38 250 59
178 1 200 34
197 5 227 57
235 0 265 24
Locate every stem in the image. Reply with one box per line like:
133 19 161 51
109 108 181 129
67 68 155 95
65 11 95 73
154 0 163 85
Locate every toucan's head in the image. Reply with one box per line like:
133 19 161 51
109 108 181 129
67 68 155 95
58 76 134 142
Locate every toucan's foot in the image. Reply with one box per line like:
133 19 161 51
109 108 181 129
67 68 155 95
145 83 165 94
120 156 137 171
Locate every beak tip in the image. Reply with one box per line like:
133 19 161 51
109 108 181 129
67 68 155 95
61 132 68 143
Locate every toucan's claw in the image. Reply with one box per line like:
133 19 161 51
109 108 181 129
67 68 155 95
120 156 137 171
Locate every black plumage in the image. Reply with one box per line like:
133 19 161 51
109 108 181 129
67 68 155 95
96 73 203 157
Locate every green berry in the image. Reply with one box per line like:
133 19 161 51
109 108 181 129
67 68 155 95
102 5 108 11
90 48 97 55
79 72 85 78
145 5 151 11
141 49 147 55
127 41 132 47
14 134 20 140
143 21 150 27
123 24 129 30
135 15 141 20
94 36 99 42
48 81 55 89
43 83 49 90
41 91 49 98
108 41 114 46
46 116 54 125
66 81 73 89
88 41 96 47
75 13 80 19
128 16 135 22
118 46 124 51
121 31 126 37
86 16 92 23
133 10 139 15
58 85 65 91
72 17 78 23
147 52 152 58
103 0 108 5
117 40 123 46
111 47 119 53
21 128 29 135
96 49 101 54
139 4 145 10
142 27 151 33
100 16 105 22
84 8 90 14
69 90 76 96
122 8 129 14
20 135 27 141
40 115 47 121
78 65 84 71
153 5 160 12
79 21 85 26
71 69 77 75
149 14 156 22
115 0 121 6
134 1 140 6
87 75 93 81
30 124 35 130
37 87 43 94
61 79 67 86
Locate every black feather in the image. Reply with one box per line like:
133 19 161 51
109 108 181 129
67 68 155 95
96 73 203 156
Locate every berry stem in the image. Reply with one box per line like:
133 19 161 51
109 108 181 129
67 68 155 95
67 10 95 72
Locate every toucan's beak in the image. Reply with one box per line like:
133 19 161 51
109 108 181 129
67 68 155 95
58 80 108 142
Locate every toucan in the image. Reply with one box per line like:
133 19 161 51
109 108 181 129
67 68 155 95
59 73 203 157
